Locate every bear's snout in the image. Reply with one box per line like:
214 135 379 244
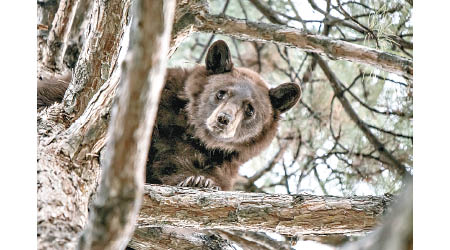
217 112 231 126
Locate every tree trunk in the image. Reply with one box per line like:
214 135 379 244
62 0 131 121
77 0 176 249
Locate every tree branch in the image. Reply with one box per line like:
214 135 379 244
42 0 81 71
137 185 392 236
77 1 176 249
339 181 412 250
128 227 235 250
314 54 410 178
168 1 412 78
195 16 412 78
62 0 132 121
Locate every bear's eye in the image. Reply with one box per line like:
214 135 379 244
216 90 226 100
245 104 254 117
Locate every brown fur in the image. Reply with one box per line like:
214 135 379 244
146 40 301 190
37 40 301 191
37 73 71 109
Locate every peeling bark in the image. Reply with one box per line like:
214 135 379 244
77 0 176 249
137 185 392 236
339 182 412 250
36 1 411 249
42 0 81 71
38 0 61 61
62 0 132 120
37 74 120 250
128 227 236 250
64 0 93 69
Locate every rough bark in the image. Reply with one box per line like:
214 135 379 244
128 227 236 250
37 72 120 250
136 185 392 236
216 230 294 250
339 182 412 250
37 0 132 248
36 0 410 249
64 0 93 69
169 0 209 57
38 0 61 61
62 0 132 121
77 1 176 249
42 0 81 71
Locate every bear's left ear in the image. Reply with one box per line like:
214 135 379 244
206 40 234 75
269 83 301 113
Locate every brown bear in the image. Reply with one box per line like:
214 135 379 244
37 40 301 191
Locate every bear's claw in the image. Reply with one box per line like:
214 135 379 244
177 175 221 190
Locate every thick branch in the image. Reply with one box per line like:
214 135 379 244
168 1 412 78
137 185 392 236
42 0 80 71
128 227 235 250
62 0 131 121
339 182 412 250
193 14 412 78
38 0 61 60
77 1 176 249
314 54 410 178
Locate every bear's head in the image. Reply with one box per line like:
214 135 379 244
185 40 301 152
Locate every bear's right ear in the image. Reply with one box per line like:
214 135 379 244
206 40 233 75
269 83 301 113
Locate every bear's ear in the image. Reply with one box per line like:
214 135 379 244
206 40 233 75
269 83 301 113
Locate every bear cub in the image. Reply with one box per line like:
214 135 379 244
37 40 301 191
146 40 301 190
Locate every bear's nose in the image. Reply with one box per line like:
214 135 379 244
217 113 231 126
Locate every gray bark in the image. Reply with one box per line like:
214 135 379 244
42 0 81 71
339 181 412 250
77 0 176 249
137 185 392 236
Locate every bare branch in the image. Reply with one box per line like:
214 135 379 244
169 1 412 78
314 54 410 178
339 182 412 250
137 185 392 236
76 1 176 249
248 0 287 25
128 227 236 250
196 14 412 78
42 0 81 71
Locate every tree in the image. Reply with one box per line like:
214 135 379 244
37 0 413 249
